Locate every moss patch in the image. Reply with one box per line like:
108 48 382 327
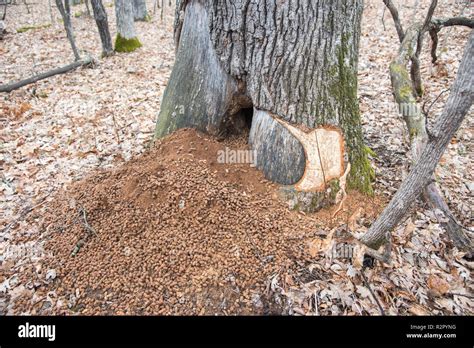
114 34 142 53
17 23 51 33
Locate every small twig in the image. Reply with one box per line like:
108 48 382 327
360 267 385 316
381 6 386 31
423 88 450 116
79 205 96 236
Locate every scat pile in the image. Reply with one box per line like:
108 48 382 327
12 129 380 315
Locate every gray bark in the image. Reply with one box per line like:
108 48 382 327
133 0 147 21
91 0 113 56
361 32 474 250
389 25 472 252
156 0 372 207
0 58 92 93
115 0 137 40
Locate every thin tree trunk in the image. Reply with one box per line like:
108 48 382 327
361 32 474 250
132 0 147 21
55 0 81 61
155 0 373 212
114 0 141 52
90 0 113 57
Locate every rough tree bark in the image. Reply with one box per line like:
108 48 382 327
91 0 113 57
361 31 473 250
55 0 81 61
155 0 373 212
133 0 148 21
114 0 142 52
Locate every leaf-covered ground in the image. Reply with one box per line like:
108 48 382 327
1 0 473 315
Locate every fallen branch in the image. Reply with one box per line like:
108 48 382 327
0 57 92 93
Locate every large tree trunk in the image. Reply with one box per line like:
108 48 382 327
91 0 113 57
155 0 372 211
133 0 148 21
114 0 142 53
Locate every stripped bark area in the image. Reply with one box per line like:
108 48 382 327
361 32 473 251
155 0 372 211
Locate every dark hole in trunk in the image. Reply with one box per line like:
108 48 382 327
223 107 254 138
240 107 254 131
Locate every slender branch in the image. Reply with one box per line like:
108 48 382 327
382 0 405 43
432 17 474 29
411 0 438 97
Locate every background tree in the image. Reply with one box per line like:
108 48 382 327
55 0 80 61
154 0 373 212
361 31 473 255
91 0 113 56
114 0 141 52
133 0 148 21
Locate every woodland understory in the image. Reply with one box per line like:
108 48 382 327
0 0 473 315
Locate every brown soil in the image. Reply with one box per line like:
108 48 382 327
14 129 385 315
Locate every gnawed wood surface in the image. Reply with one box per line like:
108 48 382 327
274 117 344 192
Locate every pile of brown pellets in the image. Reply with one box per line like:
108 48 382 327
13 129 381 315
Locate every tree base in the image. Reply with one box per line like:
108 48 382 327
114 34 142 53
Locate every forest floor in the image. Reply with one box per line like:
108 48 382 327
1 0 473 315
